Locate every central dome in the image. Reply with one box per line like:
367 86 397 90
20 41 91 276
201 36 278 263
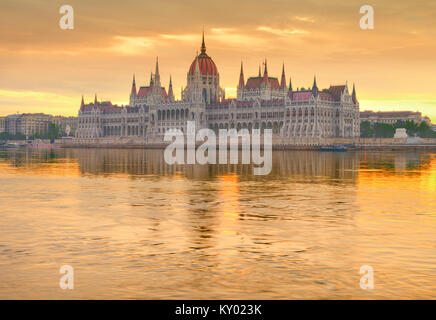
188 34 218 76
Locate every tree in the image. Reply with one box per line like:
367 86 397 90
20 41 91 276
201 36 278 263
373 123 395 138
417 121 434 138
360 121 373 138
47 123 62 140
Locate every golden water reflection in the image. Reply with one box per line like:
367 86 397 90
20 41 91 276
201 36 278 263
0 149 435 299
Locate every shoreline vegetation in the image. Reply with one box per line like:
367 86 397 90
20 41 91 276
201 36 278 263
360 120 436 138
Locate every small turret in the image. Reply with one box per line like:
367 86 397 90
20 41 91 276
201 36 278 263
312 76 318 96
238 61 245 88
154 57 160 87
263 59 269 83
352 83 358 104
168 75 174 101
130 74 137 96
280 63 286 89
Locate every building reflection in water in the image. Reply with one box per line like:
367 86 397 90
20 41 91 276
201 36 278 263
1 148 431 181
0 148 435 298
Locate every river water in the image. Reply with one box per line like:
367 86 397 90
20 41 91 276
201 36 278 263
0 148 435 299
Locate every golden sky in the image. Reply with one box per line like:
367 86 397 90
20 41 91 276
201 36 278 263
0 0 435 122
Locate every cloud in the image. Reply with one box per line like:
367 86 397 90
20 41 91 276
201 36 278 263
294 16 315 23
257 26 309 36
0 90 79 116
107 36 156 55
160 34 198 41
209 28 268 48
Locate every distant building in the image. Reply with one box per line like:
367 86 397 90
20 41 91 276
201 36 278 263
1 113 78 137
0 117 5 133
4 114 23 135
360 110 426 125
4 113 52 137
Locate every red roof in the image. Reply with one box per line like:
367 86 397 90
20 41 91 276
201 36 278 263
188 53 218 76
290 91 312 101
328 85 345 101
245 77 280 90
137 86 168 98
318 92 333 101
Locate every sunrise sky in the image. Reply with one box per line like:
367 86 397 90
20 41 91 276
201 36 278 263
0 0 435 122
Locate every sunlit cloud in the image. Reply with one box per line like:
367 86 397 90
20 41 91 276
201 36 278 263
0 90 73 103
160 34 198 41
210 28 268 48
0 90 78 116
294 16 315 23
210 28 236 34
108 36 156 55
257 26 309 36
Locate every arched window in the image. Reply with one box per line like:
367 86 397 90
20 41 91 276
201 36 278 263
202 88 207 103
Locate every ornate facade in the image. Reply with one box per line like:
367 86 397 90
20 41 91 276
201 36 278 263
76 33 360 141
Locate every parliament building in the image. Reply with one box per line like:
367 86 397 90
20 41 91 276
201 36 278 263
76 33 360 142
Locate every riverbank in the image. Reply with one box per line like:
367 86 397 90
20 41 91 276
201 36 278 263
4 137 435 151
53 136 436 151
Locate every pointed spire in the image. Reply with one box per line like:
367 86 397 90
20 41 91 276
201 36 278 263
201 27 206 54
238 61 245 88
258 64 261 77
81 94 84 107
131 74 137 96
263 59 268 82
94 93 98 105
154 57 160 86
168 75 174 101
352 83 357 103
312 75 318 96
280 62 286 88
150 72 154 86
288 77 293 92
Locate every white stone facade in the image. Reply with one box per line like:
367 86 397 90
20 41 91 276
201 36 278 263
76 36 360 141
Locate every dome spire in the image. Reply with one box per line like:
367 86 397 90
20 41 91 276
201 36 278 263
201 27 206 54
